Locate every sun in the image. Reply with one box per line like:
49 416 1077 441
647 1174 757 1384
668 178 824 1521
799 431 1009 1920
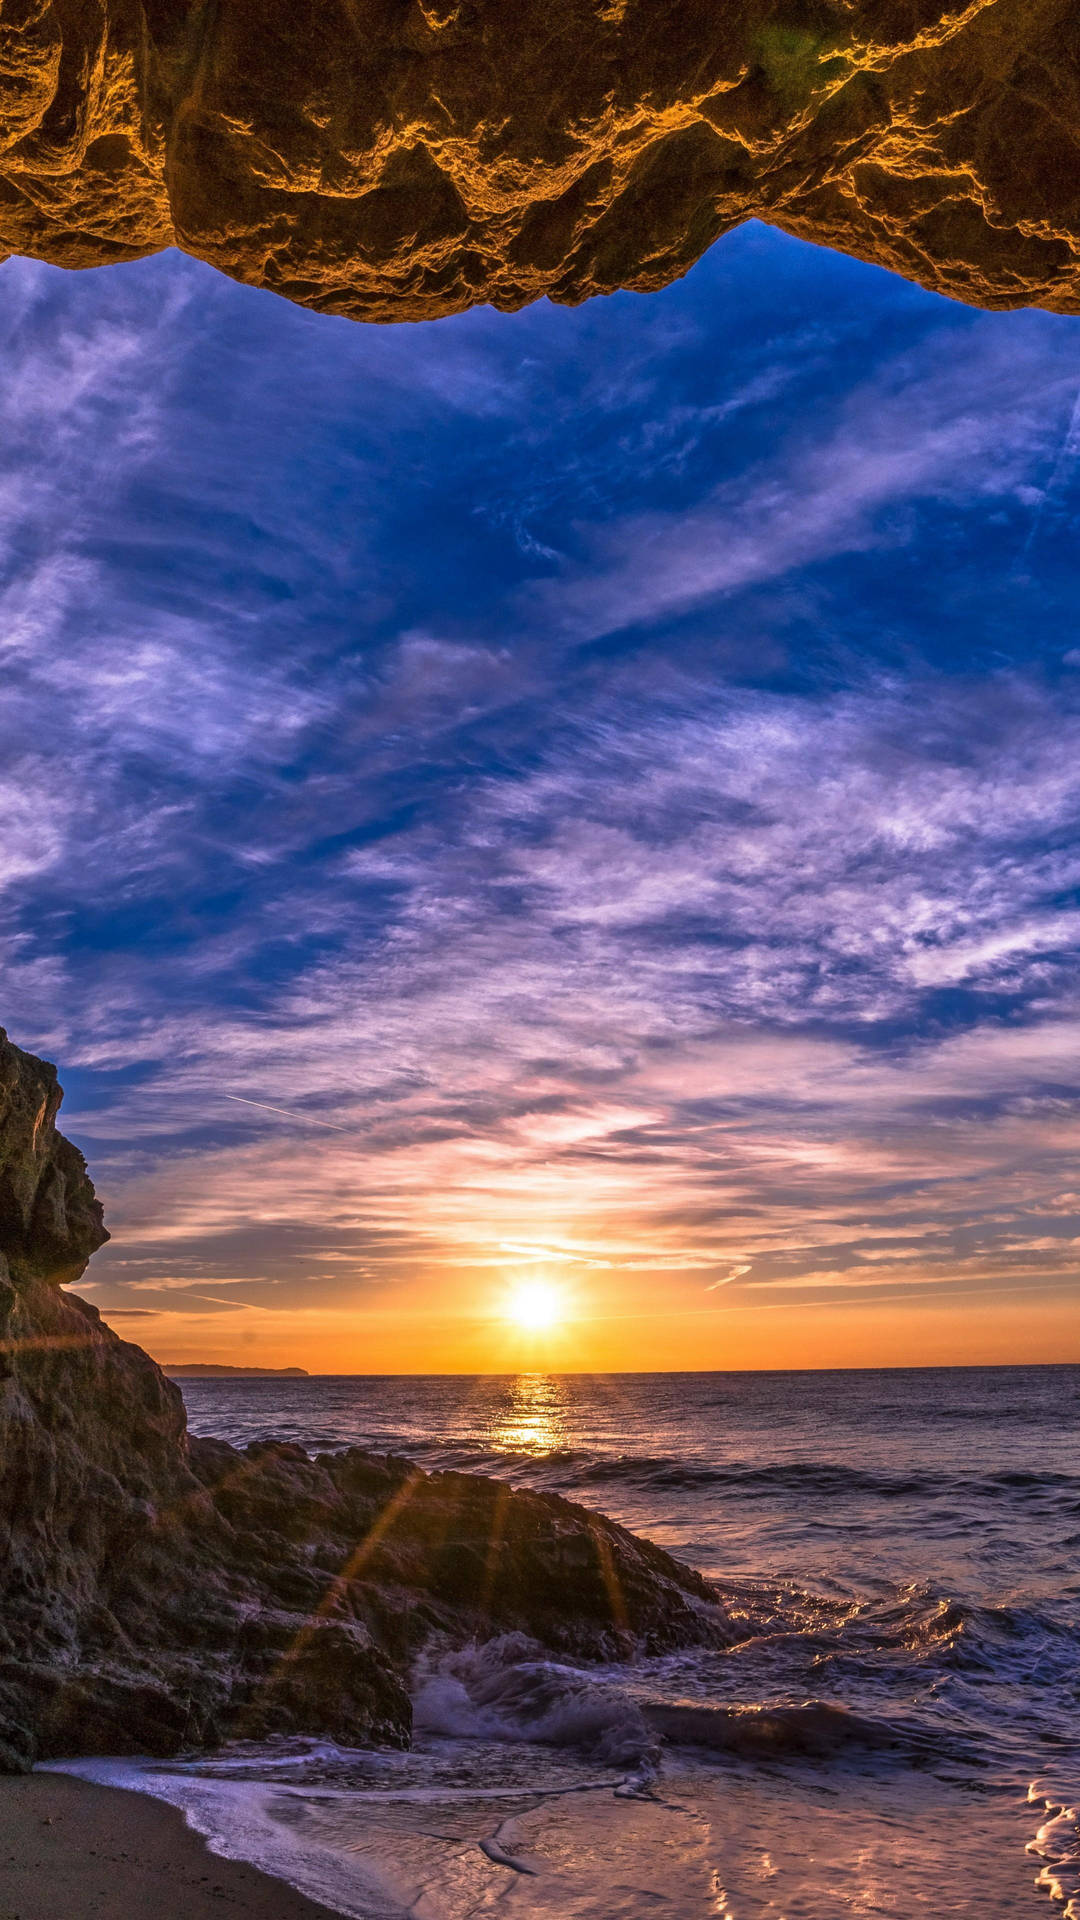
504 1278 564 1333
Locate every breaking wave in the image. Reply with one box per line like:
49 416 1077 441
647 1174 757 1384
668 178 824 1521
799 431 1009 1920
412 1630 970 1774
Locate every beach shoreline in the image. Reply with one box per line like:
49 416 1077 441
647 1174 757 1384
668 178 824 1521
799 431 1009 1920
0 1773 346 1920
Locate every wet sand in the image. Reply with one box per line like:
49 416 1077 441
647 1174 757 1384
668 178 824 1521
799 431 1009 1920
0 1773 345 1920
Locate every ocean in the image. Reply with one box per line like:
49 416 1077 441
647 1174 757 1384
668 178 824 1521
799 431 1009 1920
57 1367 1080 1917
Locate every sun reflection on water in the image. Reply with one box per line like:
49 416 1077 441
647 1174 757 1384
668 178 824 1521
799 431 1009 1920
488 1373 570 1456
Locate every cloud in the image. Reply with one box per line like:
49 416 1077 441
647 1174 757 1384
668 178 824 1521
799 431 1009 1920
525 325 1076 641
2 231 1080 1339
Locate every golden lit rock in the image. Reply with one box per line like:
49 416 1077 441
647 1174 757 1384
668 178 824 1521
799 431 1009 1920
0 0 1076 318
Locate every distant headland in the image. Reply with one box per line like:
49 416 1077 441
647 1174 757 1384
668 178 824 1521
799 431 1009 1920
162 1364 310 1378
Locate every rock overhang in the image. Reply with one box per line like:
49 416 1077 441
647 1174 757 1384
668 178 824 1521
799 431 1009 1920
0 0 1076 321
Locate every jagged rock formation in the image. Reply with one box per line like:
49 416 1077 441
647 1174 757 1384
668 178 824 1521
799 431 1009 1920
0 1026 728 1770
0 0 1076 319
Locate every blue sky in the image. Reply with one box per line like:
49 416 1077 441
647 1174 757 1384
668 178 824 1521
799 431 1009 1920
5 222 1080 1365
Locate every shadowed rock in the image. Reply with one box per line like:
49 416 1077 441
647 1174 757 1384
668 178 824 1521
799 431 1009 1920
0 1026 729 1770
0 0 1077 319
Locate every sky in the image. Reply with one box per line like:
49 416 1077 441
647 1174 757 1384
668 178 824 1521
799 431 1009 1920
4 221 1080 1372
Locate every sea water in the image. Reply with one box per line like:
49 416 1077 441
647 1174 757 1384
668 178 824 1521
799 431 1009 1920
55 1367 1080 1917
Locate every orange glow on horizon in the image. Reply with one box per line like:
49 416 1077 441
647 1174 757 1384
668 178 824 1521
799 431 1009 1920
124 1267 1080 1376
87 1027 1080 1383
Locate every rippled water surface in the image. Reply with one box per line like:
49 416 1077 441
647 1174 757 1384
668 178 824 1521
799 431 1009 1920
69 1368 1080 1917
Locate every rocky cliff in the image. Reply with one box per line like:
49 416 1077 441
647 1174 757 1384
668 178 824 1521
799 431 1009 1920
0 0 1076 320
0 1027 728 1770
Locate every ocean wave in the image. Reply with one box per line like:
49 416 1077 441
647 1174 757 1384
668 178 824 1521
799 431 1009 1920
938 1598 1080 1696
411 1634 958 1773
717 1579 1080 1686
641 1698 941 1760
413 1635 657 1768
392 1440 1080 1509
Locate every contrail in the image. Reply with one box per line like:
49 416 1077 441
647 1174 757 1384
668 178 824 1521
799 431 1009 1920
222 1093 351 1132
1020 377 1080 565
705 1262 751 1291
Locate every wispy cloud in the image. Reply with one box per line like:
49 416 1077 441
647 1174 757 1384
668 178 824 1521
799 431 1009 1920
2 230 1079 1345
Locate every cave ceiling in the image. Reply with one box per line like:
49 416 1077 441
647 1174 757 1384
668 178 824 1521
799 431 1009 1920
0 0 1075 321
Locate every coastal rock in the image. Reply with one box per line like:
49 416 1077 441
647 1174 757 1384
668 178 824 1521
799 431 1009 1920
0 1033 108 1287
0 1027 729 1769
0 0 1077 319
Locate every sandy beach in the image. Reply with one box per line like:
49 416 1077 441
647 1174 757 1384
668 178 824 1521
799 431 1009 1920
0 1774 343 1920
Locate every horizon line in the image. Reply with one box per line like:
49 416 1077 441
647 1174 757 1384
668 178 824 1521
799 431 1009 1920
159 1358 1080 1377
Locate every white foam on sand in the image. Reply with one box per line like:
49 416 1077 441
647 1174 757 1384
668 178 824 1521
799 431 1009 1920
40 1755 400 1919
41 1707 1045 1920
1028 1781 1080 1920
40 1744 723 1919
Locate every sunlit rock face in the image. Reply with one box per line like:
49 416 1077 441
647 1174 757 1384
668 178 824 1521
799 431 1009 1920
0 0 1076 319
0 1027 729 1770
0 1032 107 1288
